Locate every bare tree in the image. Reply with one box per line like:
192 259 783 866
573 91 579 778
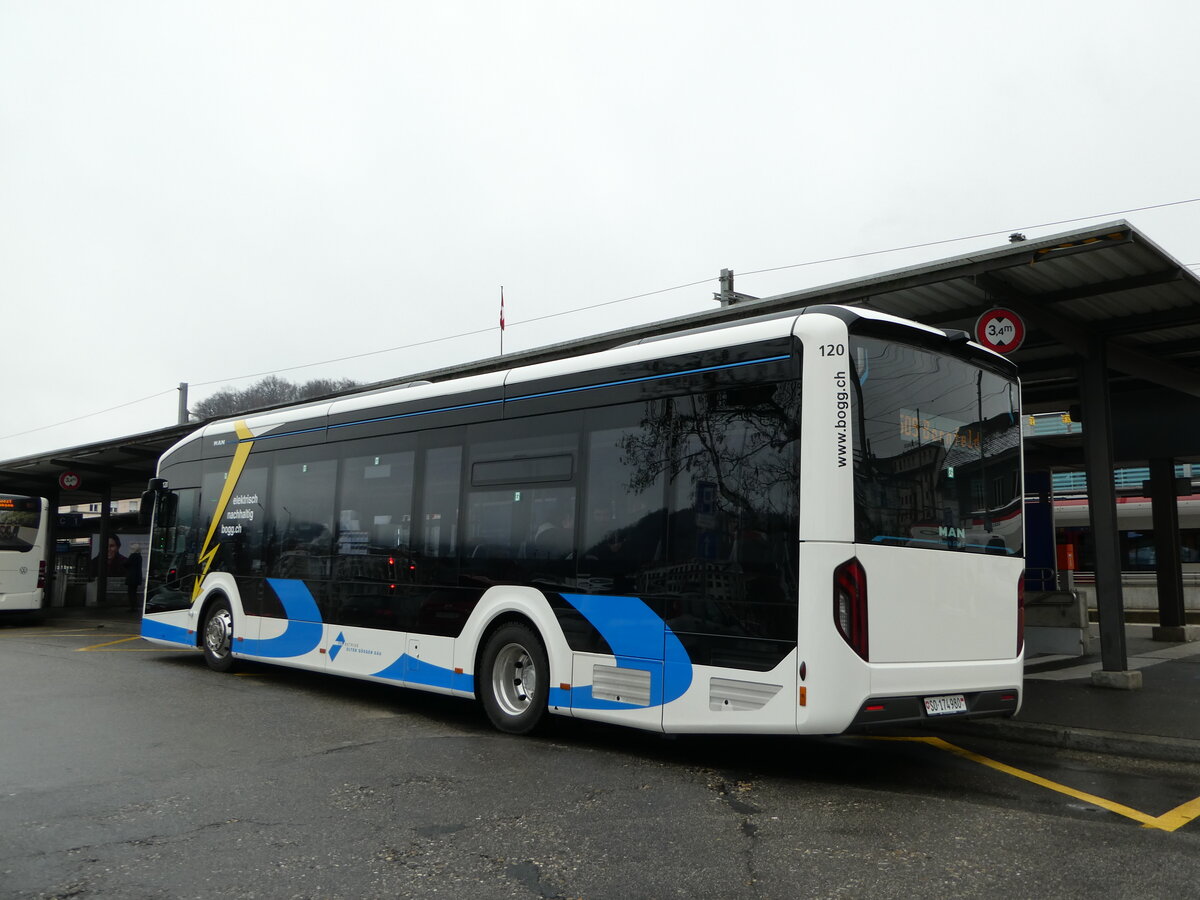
192 376 359 419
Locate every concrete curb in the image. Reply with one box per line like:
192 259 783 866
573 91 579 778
932 719 1200 765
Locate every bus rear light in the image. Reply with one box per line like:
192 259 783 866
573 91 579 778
1016 577 1025 656
37 561 46 589
833 557 869 661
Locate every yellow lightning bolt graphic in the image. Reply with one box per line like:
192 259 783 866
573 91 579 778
192 421 256 603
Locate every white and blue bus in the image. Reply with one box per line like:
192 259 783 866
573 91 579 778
0 494 49 615
140 305 1024 734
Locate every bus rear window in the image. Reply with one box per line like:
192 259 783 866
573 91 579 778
0 496 43 552
850 338 1022 555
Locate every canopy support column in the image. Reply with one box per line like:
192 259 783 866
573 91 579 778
1080 336 1140 689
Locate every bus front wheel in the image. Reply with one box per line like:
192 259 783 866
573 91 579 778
480 623 548 735
202 598 237 673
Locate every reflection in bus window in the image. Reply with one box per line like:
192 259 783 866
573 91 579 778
338 448 415 559
852 338 1022 555
268 454 336 584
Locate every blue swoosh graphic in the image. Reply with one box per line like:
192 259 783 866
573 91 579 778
549 685 571 707
237 579 324 659
142 618 193 646
370 653 462 691
560 593 693 708
561 593 664 659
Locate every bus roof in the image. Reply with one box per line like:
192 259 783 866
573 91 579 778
161 306 1010 468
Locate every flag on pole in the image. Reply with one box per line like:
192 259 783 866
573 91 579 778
500 287 506 331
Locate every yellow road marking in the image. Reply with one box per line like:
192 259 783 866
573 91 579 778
1152 794 1200 832
924 737 1158 827
88 647 195 652
0 629 118 637
77 636 147 651
0 628 191 651
76 635 191 652
870 735 1200 832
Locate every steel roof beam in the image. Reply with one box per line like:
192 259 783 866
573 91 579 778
1033 267 1184 306
48 458 145 477
1094 305 1200 335
116 445 164 459
908 269 1187 334
977 273 1200 399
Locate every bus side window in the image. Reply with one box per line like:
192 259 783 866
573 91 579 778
267 453 337 582
580 404 669 593
336 444 415 576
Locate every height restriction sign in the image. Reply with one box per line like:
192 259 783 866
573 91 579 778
974 308 1025 354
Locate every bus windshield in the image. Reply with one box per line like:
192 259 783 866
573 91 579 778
851 337 1022 555
0 496 43 553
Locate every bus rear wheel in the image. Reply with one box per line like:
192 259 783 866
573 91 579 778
202 598 237 673
480 623 548 734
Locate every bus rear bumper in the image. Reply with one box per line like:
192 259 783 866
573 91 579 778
846 688 1020 731
0 590 43 612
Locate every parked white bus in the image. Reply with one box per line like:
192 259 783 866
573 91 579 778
0 494 49 615
140 305 1024 734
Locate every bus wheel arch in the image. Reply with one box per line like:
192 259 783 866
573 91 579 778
476 616 550 735
199 593 237 673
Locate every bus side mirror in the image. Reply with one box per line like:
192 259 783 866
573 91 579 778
138 492 154 526
139 478 169 527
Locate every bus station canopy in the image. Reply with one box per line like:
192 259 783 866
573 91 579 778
0 423 195 507
3 218 1200 506
740 219 1200 417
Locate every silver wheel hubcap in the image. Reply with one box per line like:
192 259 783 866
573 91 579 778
491 642 537 717
205 609 232 659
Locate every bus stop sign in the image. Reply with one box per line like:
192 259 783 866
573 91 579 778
975 308 1025 354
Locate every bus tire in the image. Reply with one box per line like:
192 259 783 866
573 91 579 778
479 622 549 735
202 597 237 673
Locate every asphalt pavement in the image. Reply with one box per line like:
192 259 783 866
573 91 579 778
31 605 1200 763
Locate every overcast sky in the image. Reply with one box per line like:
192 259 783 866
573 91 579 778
3 1 1199 461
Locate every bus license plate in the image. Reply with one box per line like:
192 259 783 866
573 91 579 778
924 694 967 716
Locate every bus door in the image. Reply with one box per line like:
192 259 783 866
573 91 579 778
249 452 334 668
